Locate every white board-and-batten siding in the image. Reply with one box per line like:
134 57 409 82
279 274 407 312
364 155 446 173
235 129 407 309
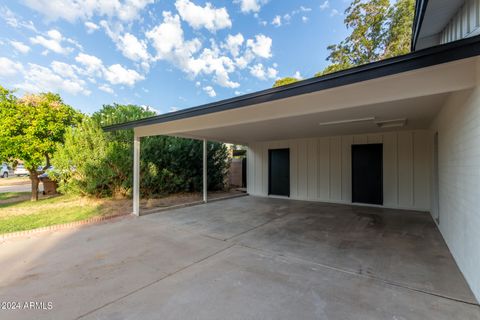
247 130 432 211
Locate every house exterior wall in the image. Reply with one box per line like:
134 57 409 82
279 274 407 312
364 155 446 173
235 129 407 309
247 130 432 211
441 0 480 44
430 87 480 301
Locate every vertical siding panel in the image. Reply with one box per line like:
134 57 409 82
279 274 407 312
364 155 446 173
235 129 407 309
330 136 342 201
398 132 414 207
354 135 368 144
341 135 353 202
262 143 268 196
318 138 330 200
255 143 263 196
247 145 255 195
297 140 308 199
367 134 383 144
257 143 264 196
290 140 298 198
251 143 257 195
307 138 318 200
383 132 398 207
414 131 431 210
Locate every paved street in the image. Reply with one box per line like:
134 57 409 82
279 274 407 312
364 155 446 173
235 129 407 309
0 180 43 193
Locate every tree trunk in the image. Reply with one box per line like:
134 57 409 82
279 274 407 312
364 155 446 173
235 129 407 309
45 154 51 170
30 171 40 201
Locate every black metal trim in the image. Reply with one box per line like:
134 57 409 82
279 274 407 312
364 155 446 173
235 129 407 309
411 0 430 51
103 34 480 132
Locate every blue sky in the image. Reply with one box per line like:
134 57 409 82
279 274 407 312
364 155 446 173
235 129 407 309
0 0 351 114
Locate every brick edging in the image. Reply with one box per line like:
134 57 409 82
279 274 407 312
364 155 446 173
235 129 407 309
0 213 131 241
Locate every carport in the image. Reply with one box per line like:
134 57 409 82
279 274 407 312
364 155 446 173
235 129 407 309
104 36 480 302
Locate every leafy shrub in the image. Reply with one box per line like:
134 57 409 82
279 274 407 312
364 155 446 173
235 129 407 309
53 105 230 198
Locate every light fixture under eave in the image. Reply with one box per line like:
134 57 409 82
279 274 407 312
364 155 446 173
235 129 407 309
318 117 376 126
375 118 407 128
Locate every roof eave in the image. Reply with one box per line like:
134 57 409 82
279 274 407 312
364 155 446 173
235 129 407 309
411 0 430 51
104 34 480 132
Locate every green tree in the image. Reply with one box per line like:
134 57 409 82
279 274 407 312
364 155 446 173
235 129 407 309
53 104 230 198
52 119 115 197
316 0 414 76
273 77 300 88
0 87 81 200
383 0 415 59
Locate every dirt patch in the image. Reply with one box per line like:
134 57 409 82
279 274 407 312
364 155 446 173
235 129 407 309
0 190 245 219
140 190 244 210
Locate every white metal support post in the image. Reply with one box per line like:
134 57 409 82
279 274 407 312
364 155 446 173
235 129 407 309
133 134 140 216
203 139 207 203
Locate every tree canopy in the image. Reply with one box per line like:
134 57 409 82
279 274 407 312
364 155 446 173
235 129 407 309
0 87 81 200
273 0 415 86
316 0 414 76
53 104 230 198
272 77 300 88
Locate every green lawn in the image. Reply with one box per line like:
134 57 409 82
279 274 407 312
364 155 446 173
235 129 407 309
0 192 30 201
0 192 116 234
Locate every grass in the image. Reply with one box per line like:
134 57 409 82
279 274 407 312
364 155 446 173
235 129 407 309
0 193 130 235
0 192 29 201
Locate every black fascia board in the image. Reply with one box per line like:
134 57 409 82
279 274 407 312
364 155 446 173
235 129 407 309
411 0 430 51
104 34 480 132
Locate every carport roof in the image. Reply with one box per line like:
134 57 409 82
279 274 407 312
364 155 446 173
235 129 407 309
103 35 480 133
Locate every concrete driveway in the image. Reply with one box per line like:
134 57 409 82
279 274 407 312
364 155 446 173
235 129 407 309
0 196 478 319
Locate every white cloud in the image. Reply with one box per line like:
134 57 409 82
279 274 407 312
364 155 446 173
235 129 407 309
146 12 200 63
22 0 154 22
1 57 90 95
249 63 277 80
320 1 329 10
98 20 150 68
99 84 114 94
195 46 240 88
222 33 244 57
11 41 30 54
145 10 275 89
51 61 79 79
234 0 268 13
0 6 36 31
30 29 73 55
302 16 308 23
175 0 231 32
249 63 265 79
272 15 281 27
75 53 104 76
75 52 144 86
267 66 278 79
104 64 144 86
16 63 90 95
203 85 216 97
0 57 24 77
246 34 272 59
117 33 150 63
293 70 303 80
330 9 340 17
147 11 239 88
84 21 100 33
